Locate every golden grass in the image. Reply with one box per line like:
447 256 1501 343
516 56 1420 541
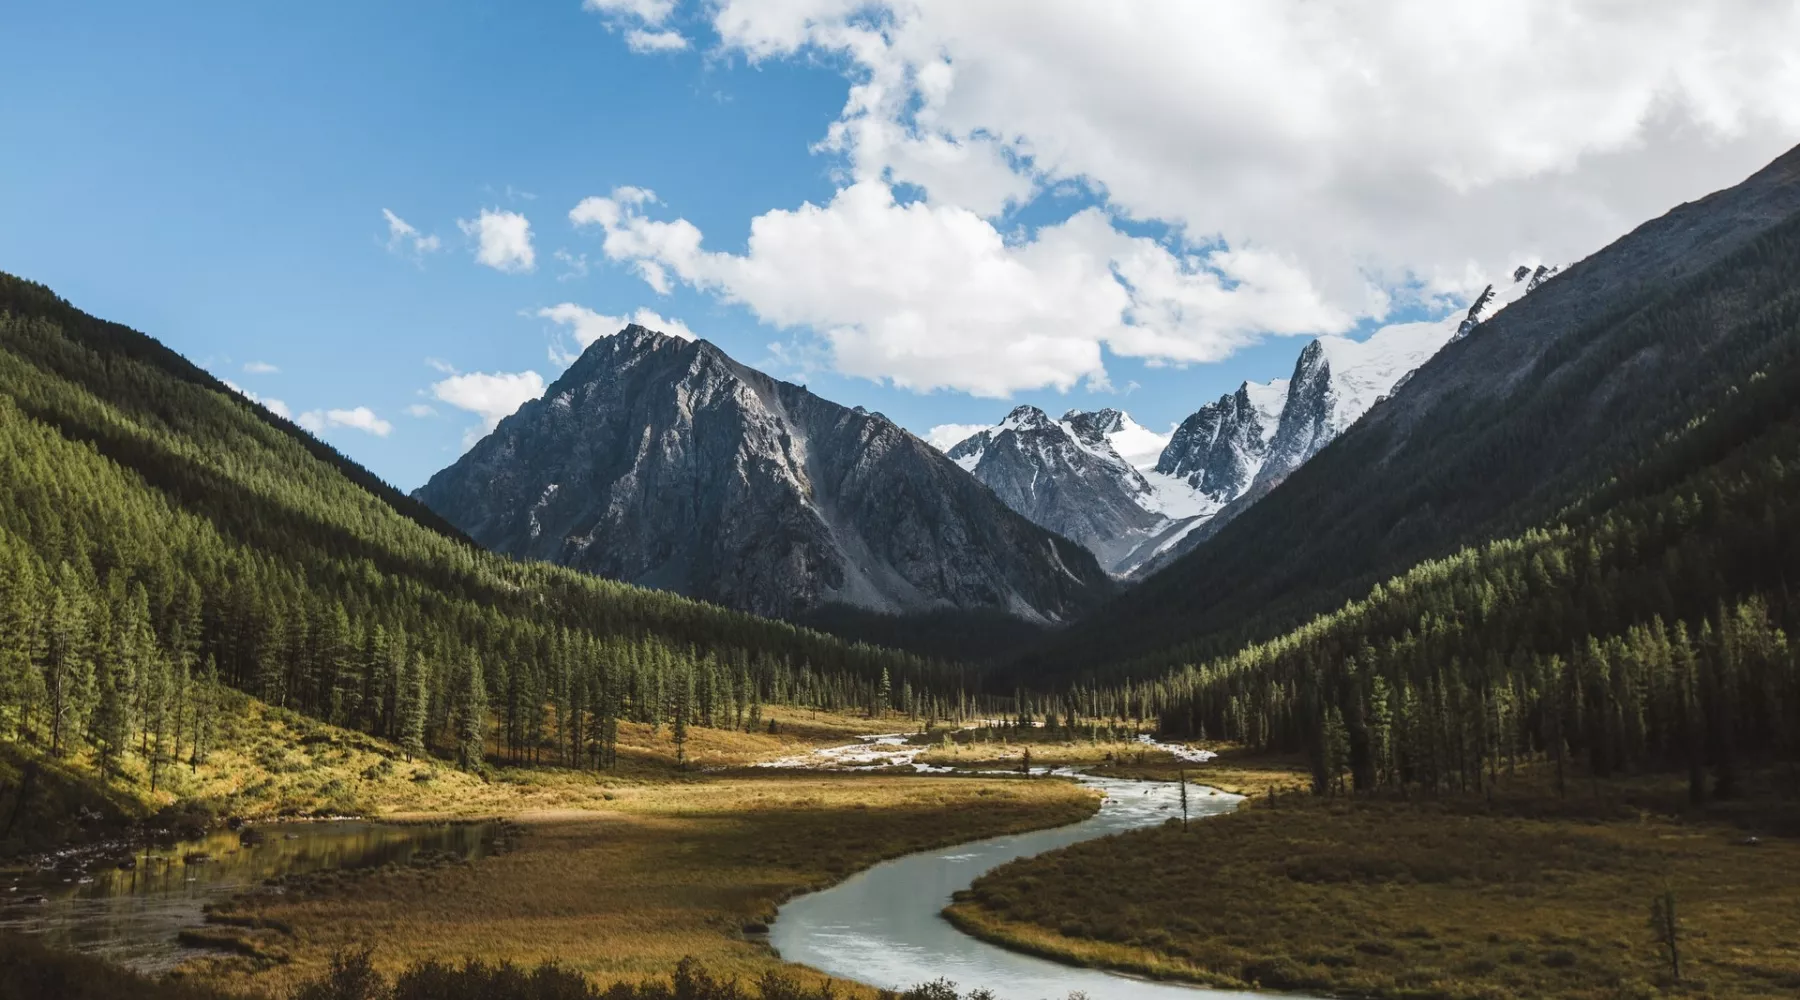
1 689 904 849
948 778 1800 999
198 770 1099 997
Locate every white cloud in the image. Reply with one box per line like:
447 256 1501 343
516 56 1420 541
405 403 439 418
241 360 279 374
296 406 393 437
431 370 548 434
583 0 677 23
568 179 1350 395
382 208 442 258
626 28 689 52
222 380 293 421
537 303 696 365
700 0 1800 317
458 208 536 273
924 423 989 451
553 248 591 281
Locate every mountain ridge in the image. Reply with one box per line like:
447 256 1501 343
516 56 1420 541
417 326 1112 622
1016 141 1800 679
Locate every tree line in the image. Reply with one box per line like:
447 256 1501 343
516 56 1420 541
0 274 991 778
1148 374 1800 799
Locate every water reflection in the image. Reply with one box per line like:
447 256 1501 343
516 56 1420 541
1 820 496 972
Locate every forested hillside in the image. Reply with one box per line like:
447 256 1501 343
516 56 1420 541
1023 145 1800 680
0 274 969 781
1144 252 1800 798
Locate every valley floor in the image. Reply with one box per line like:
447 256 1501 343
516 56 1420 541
3 693 1102 998
945 757 1800 1000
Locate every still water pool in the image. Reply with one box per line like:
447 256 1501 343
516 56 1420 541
1 819 497 972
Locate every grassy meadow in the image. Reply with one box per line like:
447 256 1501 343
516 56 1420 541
947 764 1800 1000
197 769 1097 996
3 686 1102 997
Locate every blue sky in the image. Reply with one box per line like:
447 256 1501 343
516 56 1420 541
4 2 1795 490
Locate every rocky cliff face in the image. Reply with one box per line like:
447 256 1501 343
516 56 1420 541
415 327 1111 622
1154 380 1287 505
947 406 1166 573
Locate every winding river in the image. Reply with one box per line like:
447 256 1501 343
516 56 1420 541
769 739 1277 999
10 735 1278 998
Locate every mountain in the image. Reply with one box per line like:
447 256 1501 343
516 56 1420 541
1128 263 1547 577
944 276 1538 578
0 272 950 780
415 327 1111 623
945 406 1171 573
1021 141 1800 679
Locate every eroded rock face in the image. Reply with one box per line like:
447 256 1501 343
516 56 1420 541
415 326 1111 622
948 405 1164 574
1156 381 1286 504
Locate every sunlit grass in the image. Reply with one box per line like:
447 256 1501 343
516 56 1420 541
949 763 1800 999
199 769 1099 997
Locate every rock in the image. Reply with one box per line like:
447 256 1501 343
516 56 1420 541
416 327 1111 622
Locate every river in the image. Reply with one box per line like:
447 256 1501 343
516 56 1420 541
0 819 498 972
768 737 1281 999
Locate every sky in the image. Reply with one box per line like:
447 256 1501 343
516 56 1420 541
3 1 1798 490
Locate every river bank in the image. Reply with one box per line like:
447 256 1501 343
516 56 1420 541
191 766 1098 996
949 774 1800 999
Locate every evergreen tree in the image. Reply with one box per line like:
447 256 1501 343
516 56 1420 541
455 651 488 772
399 651 429 761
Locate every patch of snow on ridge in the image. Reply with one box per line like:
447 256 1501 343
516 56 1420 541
1151 516 1208 555
1104 413 1171 471
1243 378 1289 443
1315 263 1546 432
1138 470 1219 520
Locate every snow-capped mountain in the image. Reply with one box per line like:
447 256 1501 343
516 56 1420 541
415 326 1111 622
947 406 1171 574
1131 263 1553 576
941 267 1552 579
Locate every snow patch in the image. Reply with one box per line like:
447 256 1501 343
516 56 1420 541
1104 413 1171 471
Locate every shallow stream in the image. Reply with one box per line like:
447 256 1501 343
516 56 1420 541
769 736 1286 999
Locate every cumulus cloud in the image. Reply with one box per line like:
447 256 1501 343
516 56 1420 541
458 208 536 273
382 209 442 258
430 370 548 437
537 302 696 365
568 179 1350 395
626 28 689 52
924 423 989 451
296 407 393 437
702 0 1800 314
241 360 279 374
405 403 438 418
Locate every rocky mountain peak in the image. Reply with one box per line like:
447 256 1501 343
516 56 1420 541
417 329 1109 622
1063 408 1127 447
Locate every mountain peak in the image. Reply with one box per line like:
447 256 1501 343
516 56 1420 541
418 335 1109 621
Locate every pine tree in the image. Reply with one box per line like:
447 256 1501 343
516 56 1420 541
455 651 488 772
672 664 693 770
400 651 429 761
190 655 219 769
89 643 134 782
43 566 92 757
